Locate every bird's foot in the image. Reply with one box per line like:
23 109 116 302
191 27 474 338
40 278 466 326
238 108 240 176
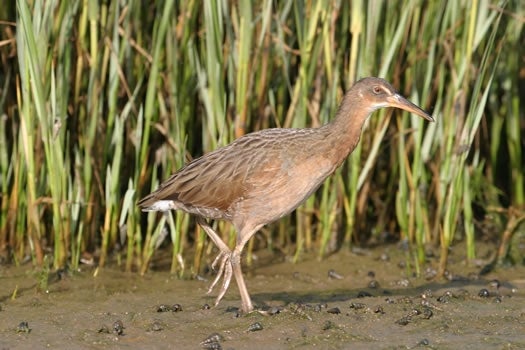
207 250 233 306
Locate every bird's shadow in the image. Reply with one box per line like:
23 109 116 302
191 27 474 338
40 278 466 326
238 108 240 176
248 278 515 309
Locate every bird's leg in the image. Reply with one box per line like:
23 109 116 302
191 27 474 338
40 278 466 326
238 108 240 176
195 217 234 305
230 226 262 313
231 248 253 313
196 217 230 254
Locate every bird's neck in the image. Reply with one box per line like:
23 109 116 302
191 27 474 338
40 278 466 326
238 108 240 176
320 96 372 167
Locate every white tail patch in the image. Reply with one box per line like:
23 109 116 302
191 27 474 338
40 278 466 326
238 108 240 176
141 200 176 212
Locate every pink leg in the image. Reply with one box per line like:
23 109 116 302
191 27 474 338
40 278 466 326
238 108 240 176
196 217 233 306
197 217 261 313
231 225 262 313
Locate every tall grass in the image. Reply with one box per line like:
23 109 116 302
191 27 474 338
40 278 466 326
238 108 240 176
0 1 522 278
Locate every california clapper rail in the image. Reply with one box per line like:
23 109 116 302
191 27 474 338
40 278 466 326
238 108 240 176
138 77 434 313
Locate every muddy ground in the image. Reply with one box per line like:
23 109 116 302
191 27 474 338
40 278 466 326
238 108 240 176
0 242 524 349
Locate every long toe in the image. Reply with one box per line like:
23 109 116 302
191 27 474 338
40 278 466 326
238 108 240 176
211 250 228 271
207 253 230 294
214 261 233 306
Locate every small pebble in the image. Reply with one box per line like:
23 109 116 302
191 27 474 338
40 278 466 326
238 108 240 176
258 306 282 316
202 342 222 350
374 305 384 314
478 288 490 298
417 338 430 346
395 279 410 287
313 303 327 312
436 294 450 303
201 333 223 345
399 296 413 304
287 302 303 313
113 320 124 336
328 269 344 279
172 304 183 312
349 302 366 310
201 333 223 349
422 308 433 319
357 291 372 298
225 306 238 313
247 322 263 332
421 289 433 299
16 321 31 333
395 316 411 326
326 307 341 314
410 308 421 316
151 321 163 332
421 297 432 305
268 306 281 315
368 280 380 289
157 304 171 312
489 279 501 289
424 267 437 280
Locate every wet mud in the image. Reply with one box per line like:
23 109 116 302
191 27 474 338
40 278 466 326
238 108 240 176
1 243 524 349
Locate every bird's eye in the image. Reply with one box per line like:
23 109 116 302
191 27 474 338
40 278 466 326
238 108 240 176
373 86 382 94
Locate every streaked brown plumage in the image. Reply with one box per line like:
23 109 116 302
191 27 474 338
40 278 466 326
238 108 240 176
138 77 434 313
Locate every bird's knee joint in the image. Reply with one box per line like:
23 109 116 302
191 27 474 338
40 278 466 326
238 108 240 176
230 253 241 266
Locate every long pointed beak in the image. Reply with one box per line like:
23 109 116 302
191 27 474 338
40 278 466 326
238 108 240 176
387 94 434 122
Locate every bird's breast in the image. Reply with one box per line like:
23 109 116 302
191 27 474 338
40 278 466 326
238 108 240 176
230 153 335 228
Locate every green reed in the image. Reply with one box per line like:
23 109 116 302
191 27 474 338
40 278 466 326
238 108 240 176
1 1 522 278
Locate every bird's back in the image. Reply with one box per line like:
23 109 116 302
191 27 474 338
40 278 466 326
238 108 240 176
138 127 337 226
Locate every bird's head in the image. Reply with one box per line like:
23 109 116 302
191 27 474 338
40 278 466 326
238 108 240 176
353 77 434 122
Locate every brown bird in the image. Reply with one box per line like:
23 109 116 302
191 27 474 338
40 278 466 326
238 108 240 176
138 77 434 313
